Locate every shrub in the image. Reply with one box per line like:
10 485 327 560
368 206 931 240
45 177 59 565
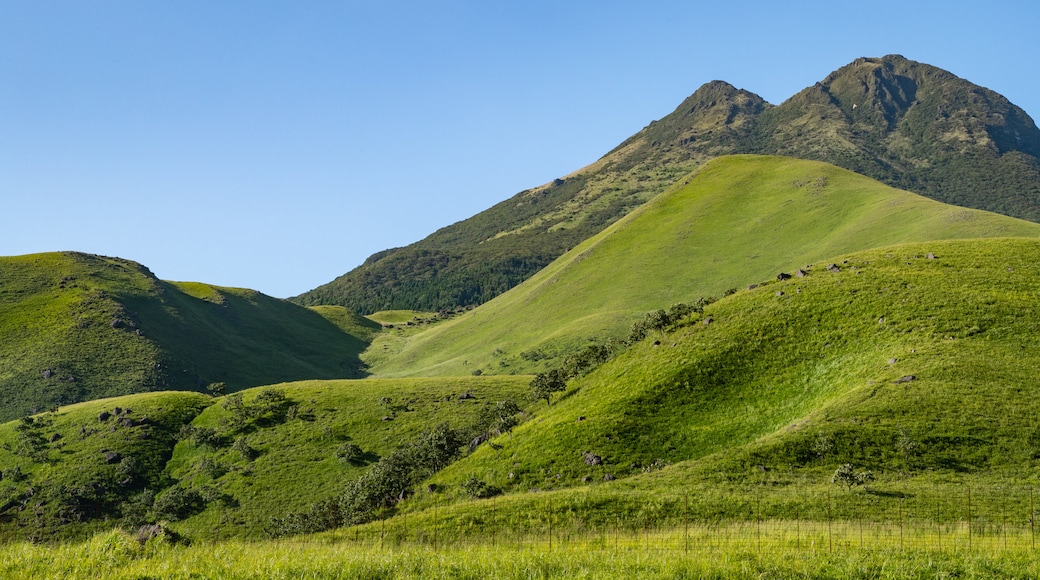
336 443 364 465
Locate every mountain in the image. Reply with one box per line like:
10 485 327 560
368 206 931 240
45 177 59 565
0 252 380 421
293 55 1040 315
362 155 1040 377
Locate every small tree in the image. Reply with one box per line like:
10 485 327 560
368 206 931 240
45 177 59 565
336 443 364 465
531 369 567 406
832 463 874 491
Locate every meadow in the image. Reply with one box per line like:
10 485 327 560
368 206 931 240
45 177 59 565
4 518 1040 579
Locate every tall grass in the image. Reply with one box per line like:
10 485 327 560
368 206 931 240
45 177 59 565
4 528 1039 579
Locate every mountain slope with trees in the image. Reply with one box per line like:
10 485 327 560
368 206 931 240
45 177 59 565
294 55 1040 315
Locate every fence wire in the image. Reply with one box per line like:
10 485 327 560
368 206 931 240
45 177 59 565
332 485 1040 554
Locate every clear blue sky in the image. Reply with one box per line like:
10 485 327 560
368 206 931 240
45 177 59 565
3 1 1038 298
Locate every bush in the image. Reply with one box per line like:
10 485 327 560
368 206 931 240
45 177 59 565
460 477 501 499
152 486 206 521
336 443 364 465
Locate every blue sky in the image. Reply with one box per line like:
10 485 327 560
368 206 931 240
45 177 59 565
3 1 1038 298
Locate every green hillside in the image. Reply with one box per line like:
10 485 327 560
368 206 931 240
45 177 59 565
294 55 1040 316
165 376 531 539
363 155 1040 377
396 237 1040 524
0 391 211 541
0 252 380 421
0 376 531 541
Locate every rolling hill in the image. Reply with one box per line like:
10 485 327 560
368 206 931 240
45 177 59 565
0 376 531 541
0 252 380 421
408 237 1040 522
294 55 1040 315
361 155 1040 377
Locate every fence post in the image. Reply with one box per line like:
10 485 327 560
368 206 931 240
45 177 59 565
1002 494 1008 552
684 493 689 555
827 490 833 553
967 487 972 552
756 492 762 554
548 497 553 552
899 496 904 550
937 497 941 552
644 511 649 552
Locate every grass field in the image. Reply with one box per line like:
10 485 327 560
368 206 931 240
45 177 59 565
4 525 1040 579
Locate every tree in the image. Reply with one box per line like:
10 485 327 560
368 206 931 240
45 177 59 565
531 369 567 406
832 463 874 491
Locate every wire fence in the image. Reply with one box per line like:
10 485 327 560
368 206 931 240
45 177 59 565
331 485 1040 554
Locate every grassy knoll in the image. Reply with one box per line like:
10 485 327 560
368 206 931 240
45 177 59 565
0 391 212 541
164 376 532 540
3 529 1039 579
364 156 1040 378
407 238 1040 516
0 252 379 421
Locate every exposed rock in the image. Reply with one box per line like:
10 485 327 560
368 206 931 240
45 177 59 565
747 284 759 290
458 392 476 400
776 291 784 297
888 358 898 365
703 317 714 325
582 452 603 466
582 476 592 483
827 263 841 273
41 369 54 379
110 319 125 329
103 451 121 464
468 434 488 453
113 407 123 415
777 272 792 281
795 269 809 278
603 474 615 481
894 375 916 383
381 416 393 421
49 433 62 443
98 411 111 422
577 416 586 422
120 418 136 428
926 253 936 259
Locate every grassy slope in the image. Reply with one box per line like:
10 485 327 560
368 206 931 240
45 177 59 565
165 376 532 539
0 391 212 541
0 252 379 421
364 155 1040 377
377 238 1040 530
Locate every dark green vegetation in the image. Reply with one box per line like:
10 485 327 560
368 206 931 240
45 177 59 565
0 252 380 421
166 376 530 539
294 55 1040 315
0 391 211 541
363 155 1040 377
